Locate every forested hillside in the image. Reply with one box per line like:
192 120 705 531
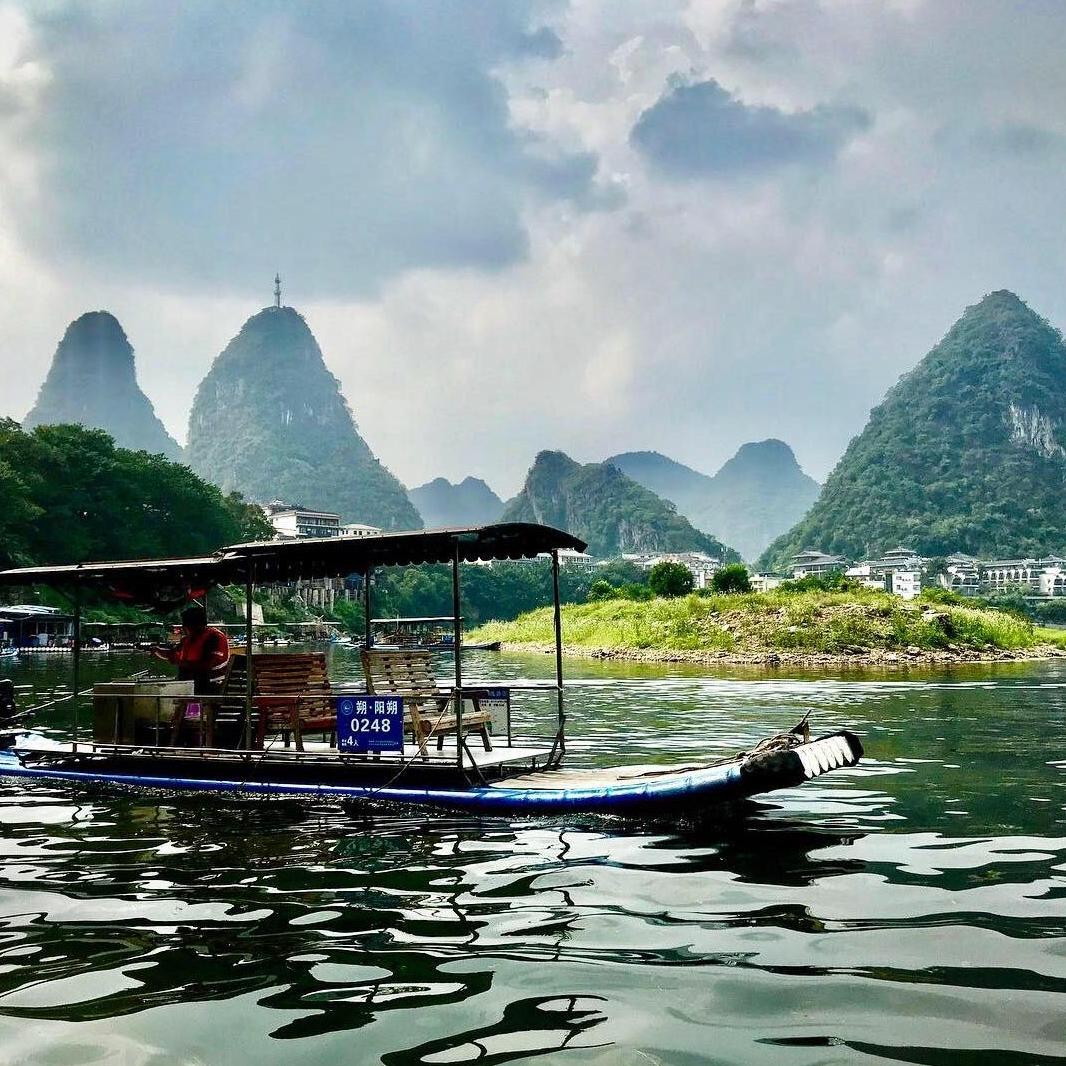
761 291 1066 569
186 306 420 529
0 420 271 569
503 450 739 559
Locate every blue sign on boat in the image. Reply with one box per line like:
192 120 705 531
336 695 404 753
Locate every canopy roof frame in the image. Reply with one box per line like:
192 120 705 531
0 523 588 591
1 523 581 773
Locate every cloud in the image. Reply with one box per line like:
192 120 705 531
5 0 1066 504
630 76 870 178
969 123 1066 158
0 0 611 299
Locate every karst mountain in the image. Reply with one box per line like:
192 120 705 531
185 305 420 530
608 440 820 561
23 311 182 460
760 290 1066 569
502 450 739 560
408 477 504 528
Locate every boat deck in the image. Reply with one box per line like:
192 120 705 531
20 737 558 776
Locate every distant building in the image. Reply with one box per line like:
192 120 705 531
791 549 847 579
890 570 922 600
981 556 1066 596
843 562 887 592
846 546 927 600
0 605 74 648
266 506 342 540
1039 561 1066 597
940 553 981 596
630 551 721 590
748 573 783 594
260 505 377 609
556 548 597 571
340 522 383 538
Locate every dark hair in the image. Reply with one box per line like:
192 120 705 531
181 605 208 629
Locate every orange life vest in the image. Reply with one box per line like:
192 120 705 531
174 626 230 683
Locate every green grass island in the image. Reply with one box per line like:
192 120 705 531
469 587 1066 666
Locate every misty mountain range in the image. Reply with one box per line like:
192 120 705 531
20 287 1066 566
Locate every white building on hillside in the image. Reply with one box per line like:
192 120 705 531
266 506 342 540
748 573 783 593
341 522 383 538
981 557 1066 594
791 549 847 579
940 553 981 596
556 548 597 571
635 551 722 590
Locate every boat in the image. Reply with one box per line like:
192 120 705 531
0 647 18 659
0 523 862 817
371 616 501 652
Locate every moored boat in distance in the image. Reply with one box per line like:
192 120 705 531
0 523 862 817
370 616 501 652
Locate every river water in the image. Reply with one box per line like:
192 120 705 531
0 647 1064 1065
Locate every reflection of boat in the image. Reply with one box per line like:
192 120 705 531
0 523 862 816
0 647 18 659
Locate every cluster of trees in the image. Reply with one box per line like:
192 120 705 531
588 561 753 604
369 560 597 626
0 420 273 570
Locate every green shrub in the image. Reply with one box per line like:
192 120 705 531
648 562 694 598
711 563 752 594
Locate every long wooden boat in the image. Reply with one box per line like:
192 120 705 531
0 523 863 817
0 730 861 815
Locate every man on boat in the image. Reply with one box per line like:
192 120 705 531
152 605 230 694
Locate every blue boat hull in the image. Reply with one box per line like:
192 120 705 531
0 732 863 816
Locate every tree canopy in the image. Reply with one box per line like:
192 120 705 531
0 420 272 569
648 561 694 597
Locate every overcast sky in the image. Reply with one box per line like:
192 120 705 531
3 0 1066 497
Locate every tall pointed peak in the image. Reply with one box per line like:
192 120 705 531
186 302 421 530
24 309 181 460
760 290 1066 568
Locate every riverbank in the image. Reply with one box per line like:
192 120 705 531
469 589 1066 666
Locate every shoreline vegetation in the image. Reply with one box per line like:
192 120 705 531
469 589 1066 667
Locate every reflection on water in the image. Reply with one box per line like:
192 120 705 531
0 650 1064 1064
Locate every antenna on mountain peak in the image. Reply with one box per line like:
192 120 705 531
274 273 282 309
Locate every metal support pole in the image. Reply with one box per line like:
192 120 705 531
551 549 565 757
243 562 254 752
363 568 372 649
72 582 82 754
453 541 463 770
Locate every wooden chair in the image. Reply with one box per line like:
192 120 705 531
361 649 492 757
216 652 335 752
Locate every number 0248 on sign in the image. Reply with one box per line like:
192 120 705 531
335 696 404 753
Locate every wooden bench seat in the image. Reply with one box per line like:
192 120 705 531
362 649 492 757
211 652 334 751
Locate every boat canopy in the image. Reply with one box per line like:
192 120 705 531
0 523 588 591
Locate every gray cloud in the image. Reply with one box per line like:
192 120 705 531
971 123 1065 157
630 77 870 178
4 0 607 298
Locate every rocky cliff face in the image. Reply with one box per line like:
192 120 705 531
407 476 504 528
761 290 1066 569
185 306 421 529
502 450 739 559
608 442 820 561
24 311 181 460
